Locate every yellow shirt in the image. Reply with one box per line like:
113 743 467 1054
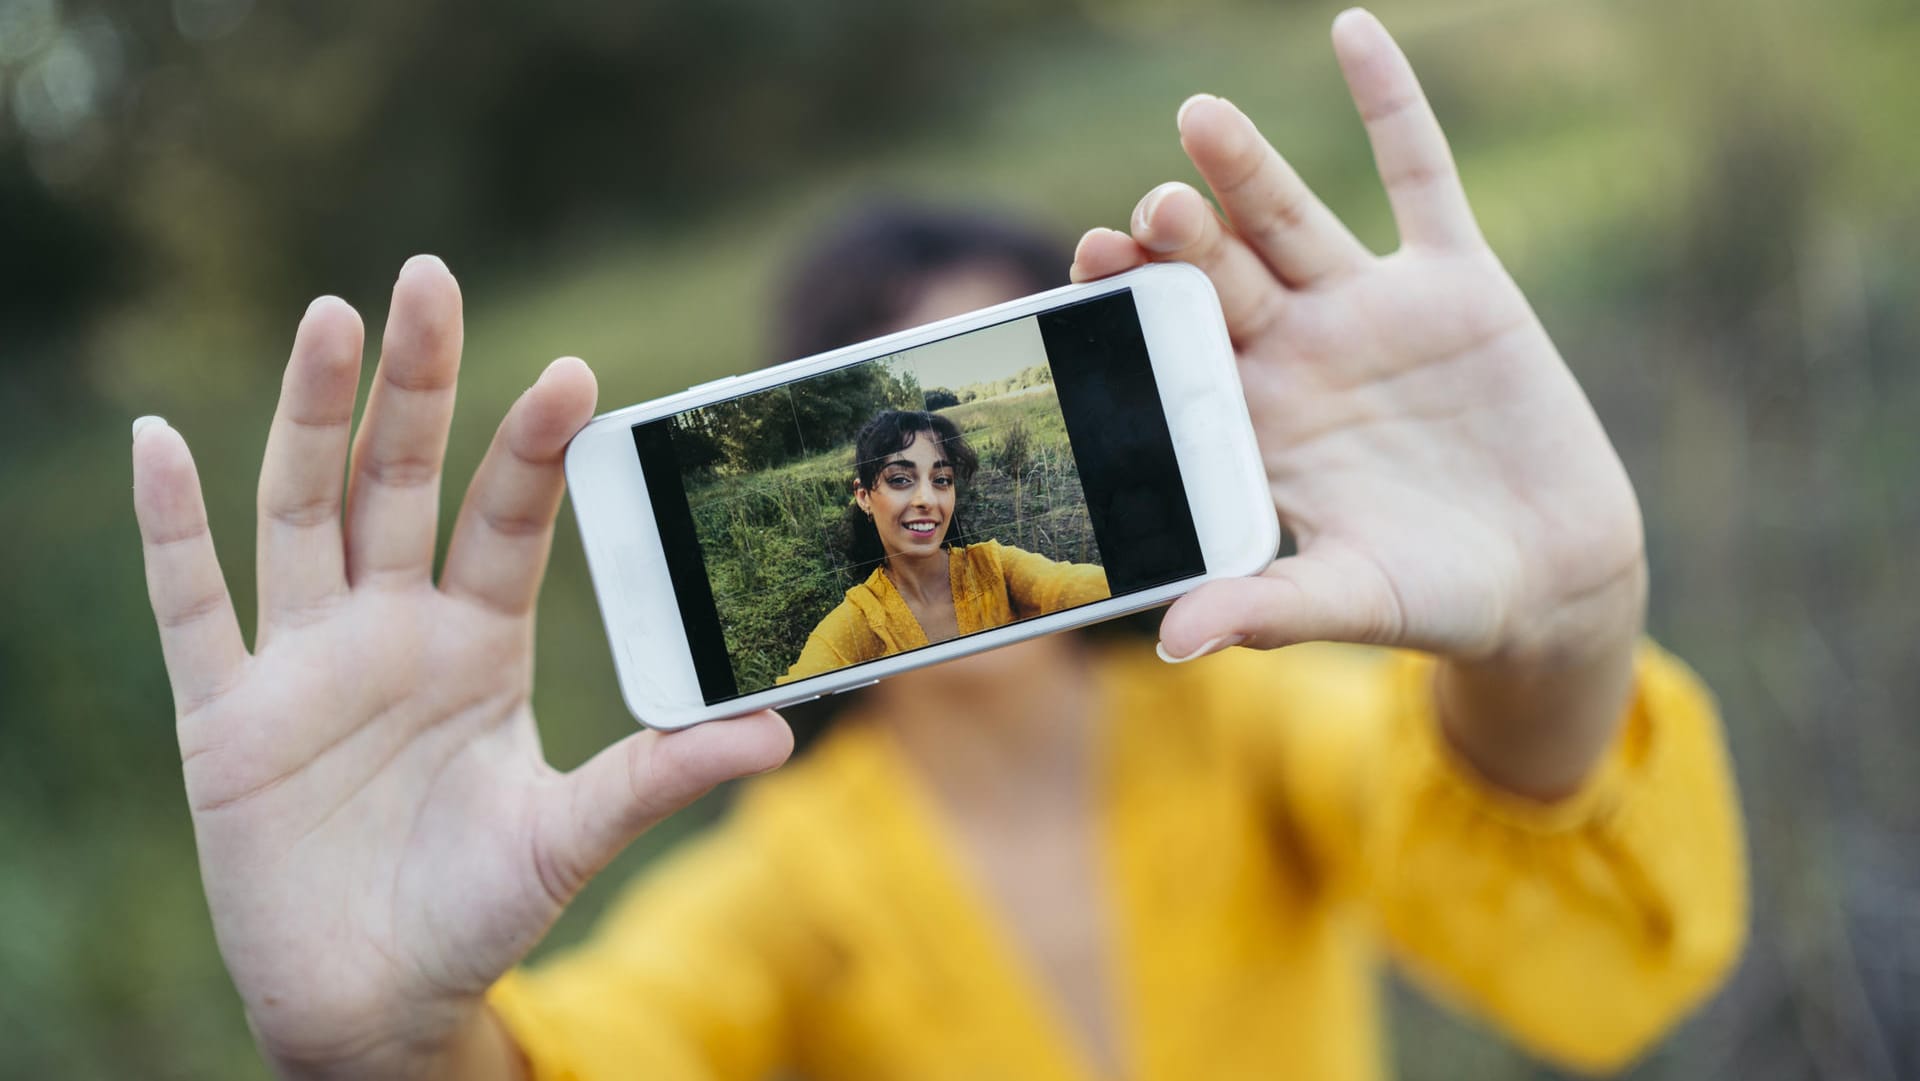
778 541 1111 683
490 641 1746 1080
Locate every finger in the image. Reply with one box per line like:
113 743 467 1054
536 713 793 903
440 357 598 617
346 255 463 585
1156 549 1400 660
133 418 249 716
1176 94 1372 286
1129 181 1289 347
1069 227 1150 283
1331 8 1482 252
257 296 364 637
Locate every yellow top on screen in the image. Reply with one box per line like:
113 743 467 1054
775 540 1112 685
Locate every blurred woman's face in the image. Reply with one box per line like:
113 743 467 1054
856 432 956 563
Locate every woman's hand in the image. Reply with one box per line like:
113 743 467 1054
1072 10 1646 797
132 256 791 1079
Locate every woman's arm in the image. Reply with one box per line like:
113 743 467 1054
1070 8 1745 1067
1204 641 1745 1072
994 542 1112 619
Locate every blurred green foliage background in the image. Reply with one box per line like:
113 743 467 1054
3 0 1916 1076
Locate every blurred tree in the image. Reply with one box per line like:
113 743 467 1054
0 0 1116 375
0 145 122 382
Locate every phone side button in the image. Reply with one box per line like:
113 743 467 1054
833 679 880 695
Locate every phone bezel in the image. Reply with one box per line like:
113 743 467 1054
565 261 1277 729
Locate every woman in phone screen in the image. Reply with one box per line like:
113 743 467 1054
777 409 1109 684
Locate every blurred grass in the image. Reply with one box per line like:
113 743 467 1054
4 0 1919 1077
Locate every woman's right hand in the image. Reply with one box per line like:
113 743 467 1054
131 256 792 1080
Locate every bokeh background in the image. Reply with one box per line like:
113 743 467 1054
3 0 1916 1077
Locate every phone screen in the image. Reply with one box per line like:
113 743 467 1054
632 289 1205 704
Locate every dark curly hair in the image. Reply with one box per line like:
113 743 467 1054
836 410 980 582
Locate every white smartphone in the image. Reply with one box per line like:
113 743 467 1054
565 261 1277 729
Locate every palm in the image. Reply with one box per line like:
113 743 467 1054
1249 251 1639 657
131 260 790 1076
185 598 551 1041
1076 12 1643 661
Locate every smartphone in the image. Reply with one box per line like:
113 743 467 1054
565 261 1277 729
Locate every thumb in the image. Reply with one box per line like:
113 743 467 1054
1155 550 1400 662
535 712 793 903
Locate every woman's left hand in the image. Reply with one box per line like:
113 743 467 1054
1072 9 1646 796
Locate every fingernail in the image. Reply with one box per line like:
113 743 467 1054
1156 634 1247 664
1177 92 1221 130
1333 8 1373 34
400 253 448 278
131 415 168 440
1132 182 1183 234
1076 226 1125 254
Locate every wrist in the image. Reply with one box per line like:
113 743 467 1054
415 1004 527 1081
260 996 489 1081
1486 550 1647 671
1435 555 1647 802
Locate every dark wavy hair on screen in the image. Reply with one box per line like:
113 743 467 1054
837 410 980 581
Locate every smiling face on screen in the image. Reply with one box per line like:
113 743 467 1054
855 431 956 566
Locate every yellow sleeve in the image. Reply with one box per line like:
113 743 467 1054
485 787 828 1080
777 603 860 684
1241 640 1747 1073
994 542 1111 619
